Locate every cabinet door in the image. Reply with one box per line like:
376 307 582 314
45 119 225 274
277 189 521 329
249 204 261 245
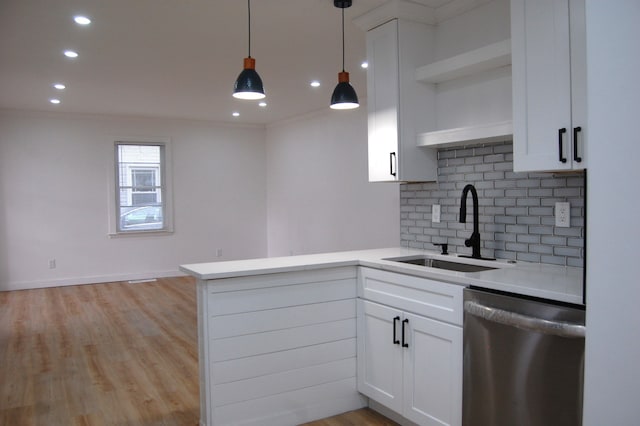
568 0 587 170
402 312 463 426
357 299 404 413
512 0 574 172
367 19 400 182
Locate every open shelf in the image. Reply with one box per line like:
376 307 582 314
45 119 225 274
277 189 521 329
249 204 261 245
414 39 513 148
415 39 511 84
417 120 513 148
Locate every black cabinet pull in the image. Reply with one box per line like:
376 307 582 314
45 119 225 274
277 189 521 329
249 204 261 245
393 316 400 345
389 152 397 177
558 128 567 163
573 126 583 163
402 318 409 348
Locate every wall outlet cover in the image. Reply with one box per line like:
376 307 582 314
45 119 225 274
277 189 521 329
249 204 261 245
432 204 441 223
555 202 571 227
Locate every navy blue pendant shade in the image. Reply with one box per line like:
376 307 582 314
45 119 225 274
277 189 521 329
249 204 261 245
330 71 359 109
233 0 265 100
233 57 265 100
330 0 359 110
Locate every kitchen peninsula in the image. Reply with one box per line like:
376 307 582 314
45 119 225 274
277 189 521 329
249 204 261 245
180 247 582 426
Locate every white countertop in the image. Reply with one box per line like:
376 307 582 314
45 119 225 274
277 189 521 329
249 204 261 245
180 247 584 305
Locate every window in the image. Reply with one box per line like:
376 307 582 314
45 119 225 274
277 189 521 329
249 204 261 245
131 168 158 205
115 142 167 233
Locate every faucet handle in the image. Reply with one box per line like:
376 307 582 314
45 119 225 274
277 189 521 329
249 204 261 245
433 243 448 255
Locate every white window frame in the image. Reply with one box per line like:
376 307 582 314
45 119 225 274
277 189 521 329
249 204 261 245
108 137 173 236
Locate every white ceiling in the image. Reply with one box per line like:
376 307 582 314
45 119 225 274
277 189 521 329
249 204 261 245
0 0 458 125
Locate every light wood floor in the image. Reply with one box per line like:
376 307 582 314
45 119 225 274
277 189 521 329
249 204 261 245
301 408 400 426
0 277 398 426
0 277 200 425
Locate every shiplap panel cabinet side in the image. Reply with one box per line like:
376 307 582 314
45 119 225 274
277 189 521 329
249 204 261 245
196 267 365 426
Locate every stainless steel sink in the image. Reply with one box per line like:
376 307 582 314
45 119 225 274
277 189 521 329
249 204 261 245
384 256 498 273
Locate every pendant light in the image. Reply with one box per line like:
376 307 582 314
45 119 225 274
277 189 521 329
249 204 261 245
330 0 359 110
233 0 265 100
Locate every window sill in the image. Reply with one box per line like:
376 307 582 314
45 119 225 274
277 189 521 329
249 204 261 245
108 229 174 238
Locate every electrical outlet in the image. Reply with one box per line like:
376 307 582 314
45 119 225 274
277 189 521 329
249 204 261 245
49 259 56 269
432 204 441 223
555 202 571 227
216 248 223 258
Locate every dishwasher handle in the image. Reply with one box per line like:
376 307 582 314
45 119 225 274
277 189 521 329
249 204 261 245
464 300 585 339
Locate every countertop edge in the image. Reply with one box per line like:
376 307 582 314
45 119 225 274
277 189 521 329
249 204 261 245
180 248 584 305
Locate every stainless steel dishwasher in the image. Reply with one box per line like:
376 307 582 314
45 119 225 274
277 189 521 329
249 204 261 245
462 287 586 426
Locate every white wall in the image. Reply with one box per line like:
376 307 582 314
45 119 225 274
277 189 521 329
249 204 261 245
583 1 640 424
265 107 399 256
0 110 267 290
0 106 401 290
434 0 510 60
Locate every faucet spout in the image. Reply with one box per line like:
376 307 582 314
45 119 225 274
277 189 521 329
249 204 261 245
460 184 482 259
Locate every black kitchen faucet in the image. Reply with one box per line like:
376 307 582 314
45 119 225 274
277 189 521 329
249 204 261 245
459 184 482 259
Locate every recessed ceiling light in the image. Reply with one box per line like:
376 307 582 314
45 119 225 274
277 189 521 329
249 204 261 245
259 102 267 107
53 83 66 90
361 61 369 69
310 80 321 88
64 50 79 58
74 16 91 25
50 99 61 104
232 112 240 117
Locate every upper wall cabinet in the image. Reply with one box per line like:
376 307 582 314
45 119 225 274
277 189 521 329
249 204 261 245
511 0 587 172
366 19 438 182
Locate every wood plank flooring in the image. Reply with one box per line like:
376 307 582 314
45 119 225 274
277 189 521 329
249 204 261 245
0 277 200 425
0 277 398 426
301 408 400 426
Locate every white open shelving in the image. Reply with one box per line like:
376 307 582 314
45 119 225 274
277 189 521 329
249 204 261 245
415 39 511 84
417 120 513 147
415 39 513 148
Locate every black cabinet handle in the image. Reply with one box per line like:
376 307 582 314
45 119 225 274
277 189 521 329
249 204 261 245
402 318 409 348
573 126 583 163
393 316 400 345
558 128 567 163
390 152 397 177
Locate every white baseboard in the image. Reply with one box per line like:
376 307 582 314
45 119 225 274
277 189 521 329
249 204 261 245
0 269 188 292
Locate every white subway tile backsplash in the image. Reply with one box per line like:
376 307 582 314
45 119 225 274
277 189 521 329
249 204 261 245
495 216 518 224
517 234 541 244
516 216 540 225
495 180 518 188
541 255 568 266
400 142 584 267
529 244 554 254
517 252 542 262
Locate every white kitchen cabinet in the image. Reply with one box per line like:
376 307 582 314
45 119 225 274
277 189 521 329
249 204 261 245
357 300 404 413
403 311 462 426
511 0 587 172
357 267 463 426
366 19 438 182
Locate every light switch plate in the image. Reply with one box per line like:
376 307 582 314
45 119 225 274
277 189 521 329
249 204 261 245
555 202 570 227
432 204 441 223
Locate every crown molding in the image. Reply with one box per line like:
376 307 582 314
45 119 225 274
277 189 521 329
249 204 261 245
353 0 436 31
435 0 495 23
353 0 498 31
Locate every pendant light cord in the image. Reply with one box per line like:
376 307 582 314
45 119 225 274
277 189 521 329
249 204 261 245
341 7 345 72
248 0 252 58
